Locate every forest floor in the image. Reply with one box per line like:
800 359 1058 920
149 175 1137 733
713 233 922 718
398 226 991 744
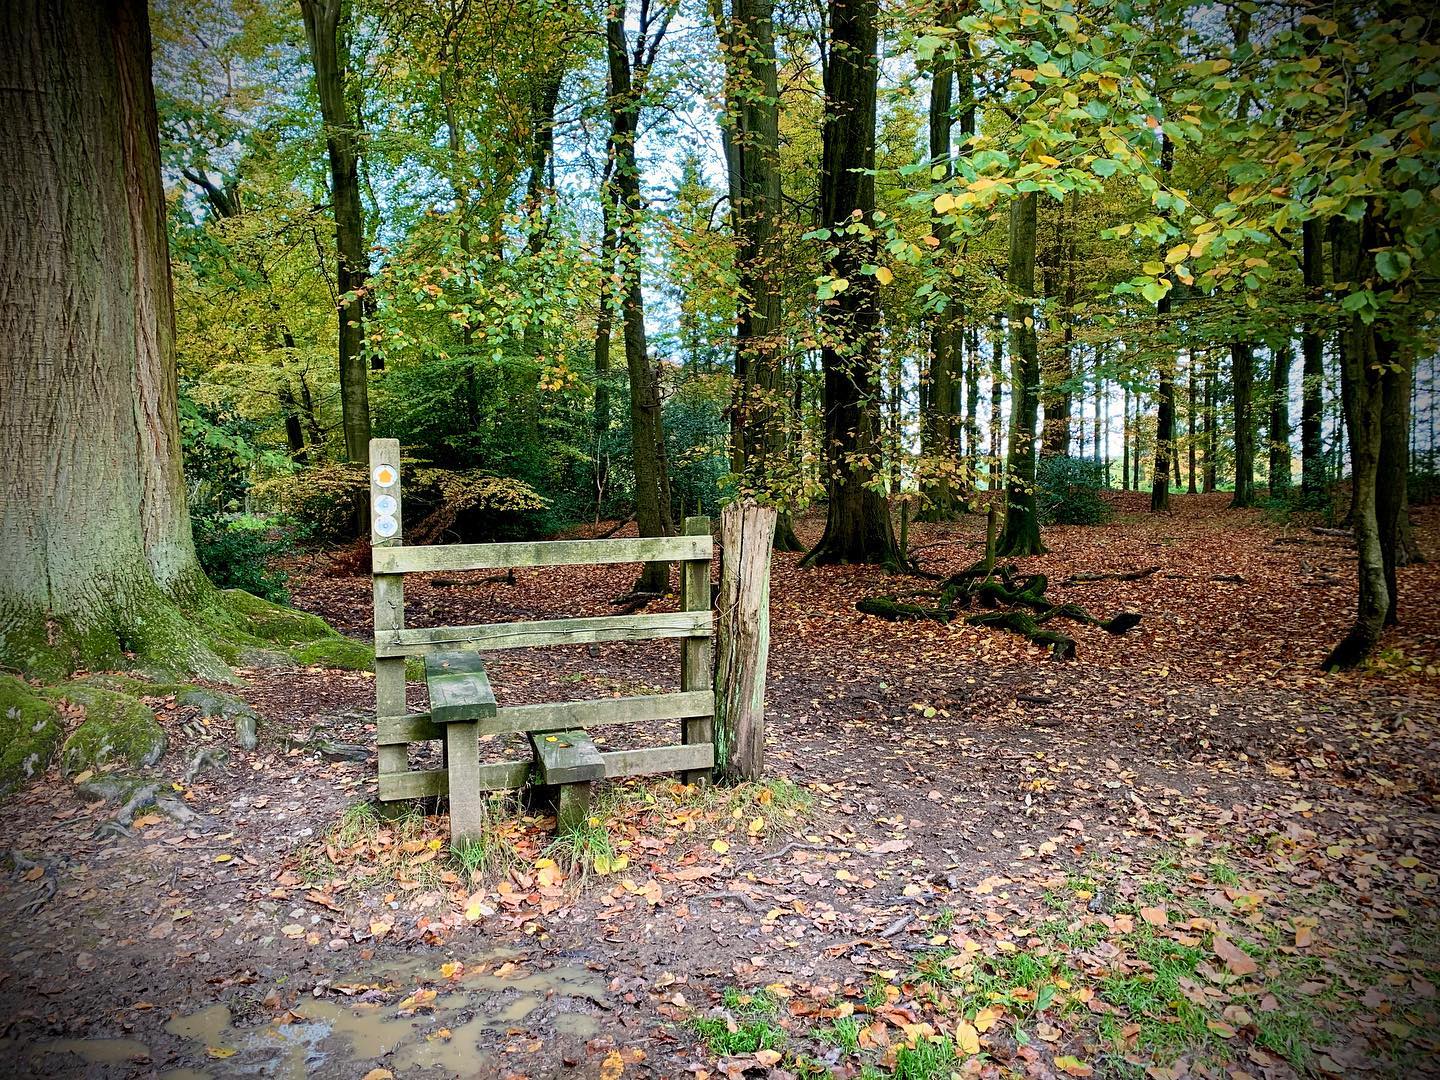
1 493 1437 1080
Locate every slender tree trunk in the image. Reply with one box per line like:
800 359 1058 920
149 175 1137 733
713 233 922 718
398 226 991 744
1187 350 1197 493
920 31 962 519
300 0 371 463
606 7 675 591
1300 218 1327 501
1269 343 1292 495
1204 367 1218 493
801 0 897 567
1230 341 1256 507
1122 384 1131 491
1040 202 1073 459
1151 298 1175 511
997 192 1044 556
965 326 981 465
988 319 1003 480
593 183 617 516
1 0 234 680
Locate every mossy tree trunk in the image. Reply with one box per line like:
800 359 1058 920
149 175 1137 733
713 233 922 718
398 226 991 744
0 0 233 681
997 191 1045 557
801 0 898 567
1268 344 1292 495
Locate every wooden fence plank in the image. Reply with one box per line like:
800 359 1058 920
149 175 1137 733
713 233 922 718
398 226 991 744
376 610 712 657
424 652 497 723
377 760 531 800
372 534 712 575
376 690 715 745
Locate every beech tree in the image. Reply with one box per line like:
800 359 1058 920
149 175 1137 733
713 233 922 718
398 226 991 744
996 191 1044 557
0 0 284 681
801 0 898 567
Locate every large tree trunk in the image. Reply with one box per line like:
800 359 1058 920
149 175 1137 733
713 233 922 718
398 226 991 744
1325 214 1391 668
1229 341 1256 507
801 0 897 567
299 0 371 463
0 0 231 680
1151 294 1175 512
1300 218 1327 500
997 192 1045 556
713 0 801 551
607 6 675 591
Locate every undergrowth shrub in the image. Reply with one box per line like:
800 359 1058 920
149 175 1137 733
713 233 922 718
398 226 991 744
253 461 548 543
193 514 293 602
1037 456 1113 526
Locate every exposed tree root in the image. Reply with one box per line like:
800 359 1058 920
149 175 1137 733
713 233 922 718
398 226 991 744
859 561 1142 660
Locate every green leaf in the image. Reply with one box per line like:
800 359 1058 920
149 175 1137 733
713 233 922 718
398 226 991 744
1090 158 1119 178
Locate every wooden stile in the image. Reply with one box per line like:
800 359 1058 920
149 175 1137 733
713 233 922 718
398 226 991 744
368 441 719 846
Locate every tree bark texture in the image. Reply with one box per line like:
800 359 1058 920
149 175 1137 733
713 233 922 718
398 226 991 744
1300 217 1327 499
998 192 1045 556
1230 341 1255 508
0 0 227 680
802 0 897 567
299 0 371 462
607 6 675 591
714 501 776 781
1268 344 1291 494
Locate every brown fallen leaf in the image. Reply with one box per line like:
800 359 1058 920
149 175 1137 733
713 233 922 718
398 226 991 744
1213 936 1258 977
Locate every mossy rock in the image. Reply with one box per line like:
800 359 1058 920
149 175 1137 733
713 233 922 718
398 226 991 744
218 588 336 646
291 636 375 671
0 675 64 794
47 685 168 775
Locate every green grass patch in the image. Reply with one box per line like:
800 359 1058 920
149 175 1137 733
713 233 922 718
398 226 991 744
892 1036 958 1080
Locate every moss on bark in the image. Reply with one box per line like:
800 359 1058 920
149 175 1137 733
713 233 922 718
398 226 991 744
0 675 64 793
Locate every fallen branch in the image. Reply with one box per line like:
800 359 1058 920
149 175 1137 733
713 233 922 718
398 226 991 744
1059 566 1159 585
689 890 761 913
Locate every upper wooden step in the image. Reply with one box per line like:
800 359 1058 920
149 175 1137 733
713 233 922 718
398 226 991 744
424 651 497 724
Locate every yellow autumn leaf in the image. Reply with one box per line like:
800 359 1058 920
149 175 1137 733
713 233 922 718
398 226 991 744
1038 154 1061 166
711 839 730 854
599 1050 625 1080
748 816 765 835
974 1005 1003 1032
933 192 956 214
875 266 894 286
1166 244 1190 265
955 1019 981 1056
1038 62 1062 78
206 1046 238 1059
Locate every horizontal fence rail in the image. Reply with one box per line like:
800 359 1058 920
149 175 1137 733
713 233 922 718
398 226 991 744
375 610 712 658
376 742 715 801
377 690 716 745
372 535 712 575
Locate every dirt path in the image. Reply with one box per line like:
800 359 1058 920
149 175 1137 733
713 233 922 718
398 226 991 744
2 497 1436 1079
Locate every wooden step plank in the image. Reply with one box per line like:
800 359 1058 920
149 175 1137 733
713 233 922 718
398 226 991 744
530 729 606 785
376 610 712 658
424 651 497 724
376 690 716 746
375 742 716 800
602 742 713 779
373 534 712 575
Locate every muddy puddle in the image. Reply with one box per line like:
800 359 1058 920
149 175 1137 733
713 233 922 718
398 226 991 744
15 950 606 1078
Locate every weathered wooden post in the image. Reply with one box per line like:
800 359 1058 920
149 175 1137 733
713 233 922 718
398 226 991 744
680 515 714 785
713 501 776 781
369 439 408 787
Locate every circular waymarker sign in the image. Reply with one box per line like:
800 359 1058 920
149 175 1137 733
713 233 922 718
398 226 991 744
374 494 397 515
372 464 398 488
375 514 399 538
